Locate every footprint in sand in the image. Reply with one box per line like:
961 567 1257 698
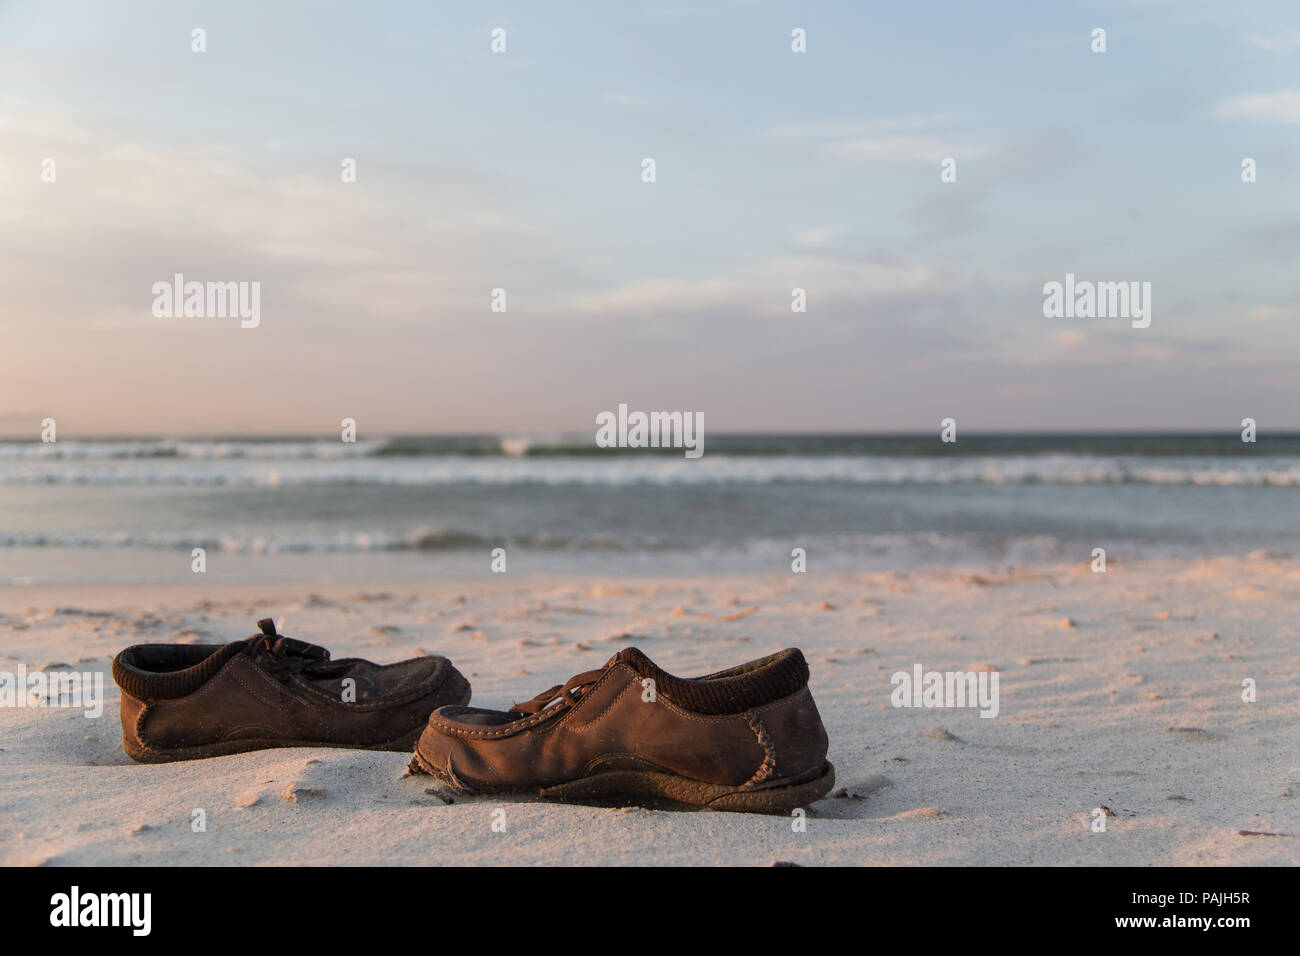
880 806 947 822
278 757 334 803
922 727 962 743
831 775 892 800
281 783 326 803
1166 727 1219 741
234 787 264 809
599 631 641 645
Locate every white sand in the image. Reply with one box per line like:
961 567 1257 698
2 556 1297 865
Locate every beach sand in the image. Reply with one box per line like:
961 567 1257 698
1 555 1297 866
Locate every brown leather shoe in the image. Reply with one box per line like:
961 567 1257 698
410 647 833 812
113 618 471 763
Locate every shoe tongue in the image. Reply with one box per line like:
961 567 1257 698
268 636 330 661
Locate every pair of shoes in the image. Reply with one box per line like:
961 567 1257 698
113 618 835 813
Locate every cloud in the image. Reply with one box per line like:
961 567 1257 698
601 92 659 110
1214 89 1300 123
1243 303 1298 322
549 254 1032 366
763 115 989 166
1247 32 1300 54
1245 219 1300 257
765 115 960 140
793 226 839 248
824 136 991 165
0 107 568 334
563 277 750 317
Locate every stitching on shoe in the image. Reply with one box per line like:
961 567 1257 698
542 666 632 736
580 751 674 775
290 657 448 710
138 660 280 747
231 663 298 710
748 685 814 717
445 751 469 791
427 664 627 739
741 711 776 789
566 679 637 732
132 701 164 757
427 667 813 742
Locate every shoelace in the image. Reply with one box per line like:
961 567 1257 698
508 667 607 716
244 618 331 679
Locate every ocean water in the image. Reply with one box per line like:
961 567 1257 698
2 434 1298 584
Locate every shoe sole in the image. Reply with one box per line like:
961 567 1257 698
410 747 835 814
122 725 424 763
535 761 835 813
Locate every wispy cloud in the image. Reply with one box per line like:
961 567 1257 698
601 92 659 111
824 135 992 165
764 115 989 165
764 115 960 140
1214 89 1300 123
1247 31 1300 54
4 0 1299 431
793 226 839 248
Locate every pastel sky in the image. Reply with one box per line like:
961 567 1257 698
2 0 1298 436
